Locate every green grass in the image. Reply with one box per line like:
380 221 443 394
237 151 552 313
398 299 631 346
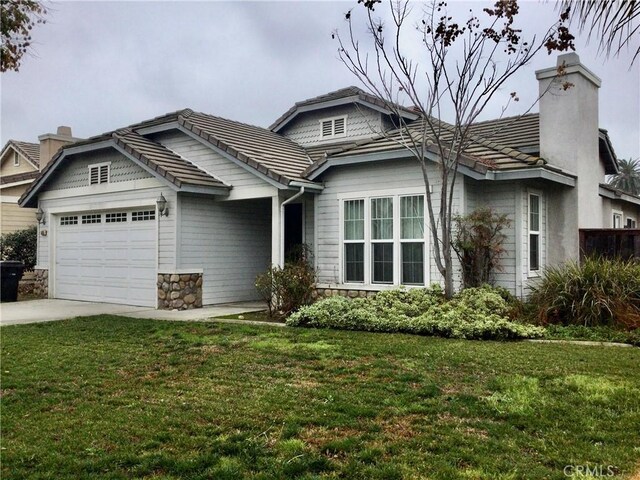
1 316 639 479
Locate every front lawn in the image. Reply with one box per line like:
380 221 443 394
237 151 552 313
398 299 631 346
1 316 639 479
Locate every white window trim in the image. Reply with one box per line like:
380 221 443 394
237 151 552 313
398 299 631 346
13 152 20 166
527 190 542 277
339 190 429 288
612 209 623 229
88 161 111 185
625 214 637 228
319 115 348 140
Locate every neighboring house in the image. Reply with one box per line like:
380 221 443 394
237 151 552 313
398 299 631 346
19 53 640 308
1 127 78 234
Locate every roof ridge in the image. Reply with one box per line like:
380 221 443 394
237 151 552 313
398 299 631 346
470 112 539 126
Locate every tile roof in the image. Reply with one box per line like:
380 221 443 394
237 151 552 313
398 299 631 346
306 116 547 177
0 170 40 186
468 113 540 152
468 113 618 174
269 86 417 132
3 140 40 167
178 110 313 184
112 129 228 189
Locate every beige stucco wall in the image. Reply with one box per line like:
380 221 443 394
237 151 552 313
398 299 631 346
0 150 38 176
0 202 37 234
601 197 640 227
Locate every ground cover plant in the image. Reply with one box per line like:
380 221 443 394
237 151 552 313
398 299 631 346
2 316 639 479
288 285 544 340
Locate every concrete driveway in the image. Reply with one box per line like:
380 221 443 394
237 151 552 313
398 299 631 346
0 299 267 326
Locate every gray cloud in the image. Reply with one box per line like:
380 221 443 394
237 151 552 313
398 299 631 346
1 0 638 160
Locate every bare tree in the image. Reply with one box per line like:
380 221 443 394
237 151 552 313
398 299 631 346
334 0 574 298
560 0 639 65
1 0 48 73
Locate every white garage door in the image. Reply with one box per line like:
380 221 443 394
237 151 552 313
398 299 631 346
55 209 157 307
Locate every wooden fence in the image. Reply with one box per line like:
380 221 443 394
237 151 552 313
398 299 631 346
579 229 640 261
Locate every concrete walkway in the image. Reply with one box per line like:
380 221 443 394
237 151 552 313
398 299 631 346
0 299 267 326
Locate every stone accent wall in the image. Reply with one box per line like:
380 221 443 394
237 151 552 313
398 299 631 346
315 288 378 300
33 269 48 298
157 273 202 310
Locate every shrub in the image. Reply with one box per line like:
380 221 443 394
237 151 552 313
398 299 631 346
0 226 37 271
528 257 640 329
453 208 511 288
255 253 317 320
287 285 544 340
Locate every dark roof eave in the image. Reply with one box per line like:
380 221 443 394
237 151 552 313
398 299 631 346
598 130 619 175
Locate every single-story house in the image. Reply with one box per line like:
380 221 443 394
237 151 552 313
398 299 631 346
1 127 78 234
19 53 640 308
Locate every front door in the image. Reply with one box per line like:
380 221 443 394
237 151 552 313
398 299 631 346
284 203 304 262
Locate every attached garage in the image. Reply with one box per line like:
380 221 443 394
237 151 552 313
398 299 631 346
54 208 157 307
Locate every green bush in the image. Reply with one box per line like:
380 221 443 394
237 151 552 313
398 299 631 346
528 258 640 329
0 226 37 271
453 208 511 288
287 285 544 340
255 255 317 320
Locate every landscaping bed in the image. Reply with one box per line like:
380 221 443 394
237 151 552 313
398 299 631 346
2 316 639 479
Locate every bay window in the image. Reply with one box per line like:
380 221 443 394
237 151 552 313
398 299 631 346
344 199 365 282
371 197 394 283
400 195 425 285
342 193 426 286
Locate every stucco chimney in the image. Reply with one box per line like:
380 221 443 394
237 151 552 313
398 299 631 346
535 53 603 229
38 126 77 171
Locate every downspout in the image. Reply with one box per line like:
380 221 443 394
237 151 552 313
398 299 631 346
279 186 305 266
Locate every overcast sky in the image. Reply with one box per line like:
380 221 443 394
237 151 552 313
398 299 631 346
1 0 639 160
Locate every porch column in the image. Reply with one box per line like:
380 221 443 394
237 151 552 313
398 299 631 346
271 194 283 267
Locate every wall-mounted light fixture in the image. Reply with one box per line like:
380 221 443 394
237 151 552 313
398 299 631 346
157 194 169 217
36 207 46 225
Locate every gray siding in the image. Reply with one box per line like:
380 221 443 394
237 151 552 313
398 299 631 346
281 105 383 147
304 194 314 254
151 131 267 189
47 149 151 191
178 194 272 304
465 180 519 294
314 159 463 287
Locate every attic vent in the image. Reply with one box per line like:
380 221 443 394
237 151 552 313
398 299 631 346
89 163 110 185
320 116 347 139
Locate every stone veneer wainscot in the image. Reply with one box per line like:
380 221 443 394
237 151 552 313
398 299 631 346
33 268 49 298
157 273 203 310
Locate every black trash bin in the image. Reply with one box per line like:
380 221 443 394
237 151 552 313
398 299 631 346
0 261 25 302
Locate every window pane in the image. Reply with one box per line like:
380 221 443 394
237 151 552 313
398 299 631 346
345 243 364 282
530 233 539 271
529 194 540 231
344 200 364 240
372 243 393 283
371 197 393 240
402 243 424 285
401 196 424 239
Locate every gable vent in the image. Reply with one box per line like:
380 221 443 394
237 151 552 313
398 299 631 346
321 120 333 138
89 163 110 185
320 116 347 139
